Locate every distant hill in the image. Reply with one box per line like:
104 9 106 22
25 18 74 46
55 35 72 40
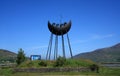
73 43 120 62
0 49 17 63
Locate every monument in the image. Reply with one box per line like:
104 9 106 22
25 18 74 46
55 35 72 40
46 20 73 60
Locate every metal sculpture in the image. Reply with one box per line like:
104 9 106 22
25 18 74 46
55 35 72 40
46 20 73 60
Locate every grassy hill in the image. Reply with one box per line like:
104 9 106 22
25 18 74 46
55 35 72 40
74 43 120 62
18 58 95 68
0 49 17 63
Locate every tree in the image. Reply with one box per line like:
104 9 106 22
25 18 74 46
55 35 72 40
16 48 26 65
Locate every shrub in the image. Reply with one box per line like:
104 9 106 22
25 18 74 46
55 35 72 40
0 68 13 76
27 61 34 67
89 64 99 73
38 60 47 67
54 56 66 67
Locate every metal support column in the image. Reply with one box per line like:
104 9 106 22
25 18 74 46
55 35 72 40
56 36 58 59
62 35 66 58
67 33 73 58
54 35 58 60
46 33 53 60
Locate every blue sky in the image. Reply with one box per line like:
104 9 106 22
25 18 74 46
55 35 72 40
0 0 120 58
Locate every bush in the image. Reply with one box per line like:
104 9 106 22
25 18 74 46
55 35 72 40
89 64 99 73
0 68 13 76
38 60 47 67
27 61 34 67
54 56 66 67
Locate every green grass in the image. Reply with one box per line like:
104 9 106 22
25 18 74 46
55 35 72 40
64 58 95 67
18 58 95 68
0 68 13 76
1 59 120 76
99 67 120 76
0 67 120 76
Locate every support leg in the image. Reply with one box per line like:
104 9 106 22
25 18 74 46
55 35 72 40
67 33 73 58
56 36 58 59
48 34 53 60
46 33 53 60
62 35 66 58
54 35 58 60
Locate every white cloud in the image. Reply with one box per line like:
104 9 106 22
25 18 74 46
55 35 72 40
72 34 115 44
91 34 114 39
26 45 47 51
72 39 90 44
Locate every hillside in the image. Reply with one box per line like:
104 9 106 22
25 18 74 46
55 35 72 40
74 43 120 62
0 49 17 63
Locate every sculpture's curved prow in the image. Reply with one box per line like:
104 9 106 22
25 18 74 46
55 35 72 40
48 21 71 35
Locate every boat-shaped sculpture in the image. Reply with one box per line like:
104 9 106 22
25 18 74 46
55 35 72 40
48 21 71 35
46 20 73 60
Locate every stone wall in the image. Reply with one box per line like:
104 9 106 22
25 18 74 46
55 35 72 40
14 67 90 72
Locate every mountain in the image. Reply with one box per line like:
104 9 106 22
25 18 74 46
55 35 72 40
73 43 120 62
0 49 17 63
